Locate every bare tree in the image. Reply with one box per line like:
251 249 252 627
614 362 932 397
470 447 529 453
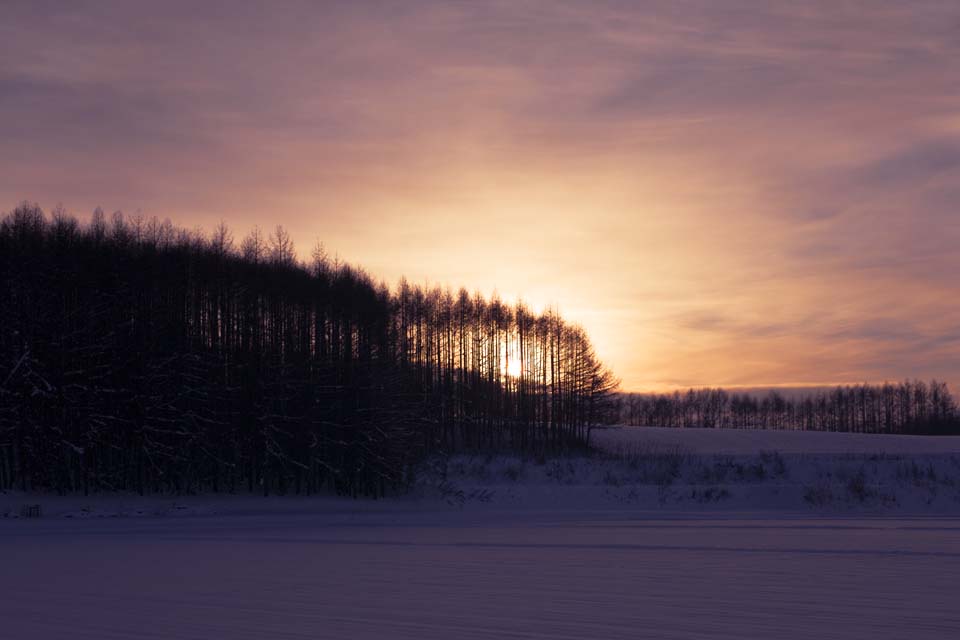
241 226 265 263
270 224 295 265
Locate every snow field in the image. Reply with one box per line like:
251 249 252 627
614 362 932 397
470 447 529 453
3 505 960 639
4 427 960 639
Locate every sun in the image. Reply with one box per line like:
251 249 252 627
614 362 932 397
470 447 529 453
505 359 523 379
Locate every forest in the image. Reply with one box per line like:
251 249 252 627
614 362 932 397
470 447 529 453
0 202 618 497
617 381 960 434
4 201 958 501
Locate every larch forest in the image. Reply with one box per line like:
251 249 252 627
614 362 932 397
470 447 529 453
617 381 960 435
0 202 619 497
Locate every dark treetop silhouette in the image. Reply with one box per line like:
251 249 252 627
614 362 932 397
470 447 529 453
617 381 959 434
0 202 618 497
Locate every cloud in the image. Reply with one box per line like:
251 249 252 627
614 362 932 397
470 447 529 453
3 0 960 391
851 140 960 187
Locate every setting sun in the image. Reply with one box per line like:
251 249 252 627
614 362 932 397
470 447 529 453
505 359 522 379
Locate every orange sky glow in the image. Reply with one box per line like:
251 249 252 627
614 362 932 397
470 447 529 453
3 1 960 391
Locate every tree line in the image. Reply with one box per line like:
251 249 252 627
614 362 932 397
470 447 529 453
617 380 960 434
0 202 618 497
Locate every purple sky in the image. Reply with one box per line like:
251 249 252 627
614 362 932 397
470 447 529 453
3 1 959 391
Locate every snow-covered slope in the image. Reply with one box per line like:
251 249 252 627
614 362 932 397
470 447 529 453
593 425 960 455
414 451 960 514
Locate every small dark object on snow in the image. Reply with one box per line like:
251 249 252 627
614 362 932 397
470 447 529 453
20 504 41 518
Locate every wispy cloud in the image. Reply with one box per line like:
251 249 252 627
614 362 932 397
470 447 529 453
3 0 959 390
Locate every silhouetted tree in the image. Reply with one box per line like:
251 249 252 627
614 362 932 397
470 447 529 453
617 381 959 434
0 202 617 496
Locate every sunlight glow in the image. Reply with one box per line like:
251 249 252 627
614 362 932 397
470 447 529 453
505 359 523 379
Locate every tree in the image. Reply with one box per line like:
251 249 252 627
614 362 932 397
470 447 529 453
270 225 295 266
0 202 620 496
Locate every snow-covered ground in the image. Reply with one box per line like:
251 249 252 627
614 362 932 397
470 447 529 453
4 427 960 638
2 502 960 639
403 426 960 514
593 425 960 455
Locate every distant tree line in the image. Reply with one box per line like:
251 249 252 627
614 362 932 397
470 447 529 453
0 202 618 496
617 381 960 434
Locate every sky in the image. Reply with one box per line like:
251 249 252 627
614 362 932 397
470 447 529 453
2 1 959 392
